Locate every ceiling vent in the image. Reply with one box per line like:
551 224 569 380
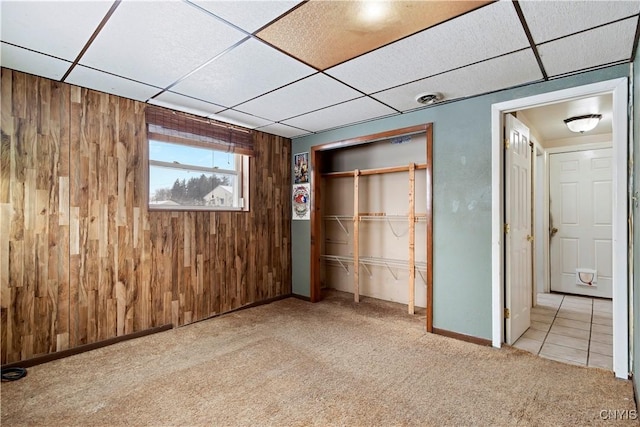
415 92 442 105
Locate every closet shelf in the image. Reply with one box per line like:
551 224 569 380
321 254 427 272
359 215 428 223
359 215 408 221
321 254 353 274
323 215 352 236
321 254 354 262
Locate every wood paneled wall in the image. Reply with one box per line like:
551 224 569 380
0 69 291 364
1 70 71 362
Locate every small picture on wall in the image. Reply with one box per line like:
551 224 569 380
294 152 309 184
292 184 310 220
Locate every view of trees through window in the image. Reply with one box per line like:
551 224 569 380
151 173 231 206
148 139 243 209
146 106 252 211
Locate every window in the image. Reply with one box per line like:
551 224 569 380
146 106 251 211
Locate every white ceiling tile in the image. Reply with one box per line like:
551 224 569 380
191 0 301 34
0 1 113 61
538 18 637 77
520 0 640 44
149 91 225 116
1 43 72 81
210 109 274 129
282 97 397 132
3 0 638 138
79 0 246 88
372 50 543 112
235 73 363 121
66 65 161 102
326 1 529 94
171 38 315 107
255 123 311 139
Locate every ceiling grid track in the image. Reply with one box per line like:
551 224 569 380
147 36 251 103
547 59 632 81
226 72 321 111
368 48 533 98
540 14 640 47
183 0 251 37
512 0 548 81
321 71 402 114
60 0 121 82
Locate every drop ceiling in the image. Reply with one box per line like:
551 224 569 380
1 0 639 139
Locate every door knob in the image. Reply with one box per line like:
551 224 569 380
526 235 534 242
550 227 558 237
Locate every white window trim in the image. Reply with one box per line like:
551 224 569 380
147 140 248 212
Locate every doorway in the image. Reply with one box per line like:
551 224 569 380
512 108 614 368
490 78 629 379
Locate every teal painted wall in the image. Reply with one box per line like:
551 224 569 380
292 64 629 339
632 43 639 397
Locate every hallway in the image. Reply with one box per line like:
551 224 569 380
513 293 613 370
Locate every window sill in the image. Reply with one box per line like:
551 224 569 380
148 205 247 213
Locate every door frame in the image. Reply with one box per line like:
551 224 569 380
490 78 629 379
532 140 547 298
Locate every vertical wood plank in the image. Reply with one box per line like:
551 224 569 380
408 163 415 315
55 79 71 352
353 170 360 303
0 69 12 365
209 213 221 316
69 84 82 348
0 200 12 362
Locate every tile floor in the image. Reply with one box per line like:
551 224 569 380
513 293 613 370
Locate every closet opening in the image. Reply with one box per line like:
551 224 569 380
309 124 433 331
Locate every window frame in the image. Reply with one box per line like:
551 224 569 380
145 106 251 212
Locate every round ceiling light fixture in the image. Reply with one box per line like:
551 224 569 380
415 92 442 105
358 0 391 24
563 114 602 133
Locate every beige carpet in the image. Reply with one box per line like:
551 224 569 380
1 291 636 426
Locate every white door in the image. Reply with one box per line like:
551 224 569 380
549 148 613 298
505 115 532 345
